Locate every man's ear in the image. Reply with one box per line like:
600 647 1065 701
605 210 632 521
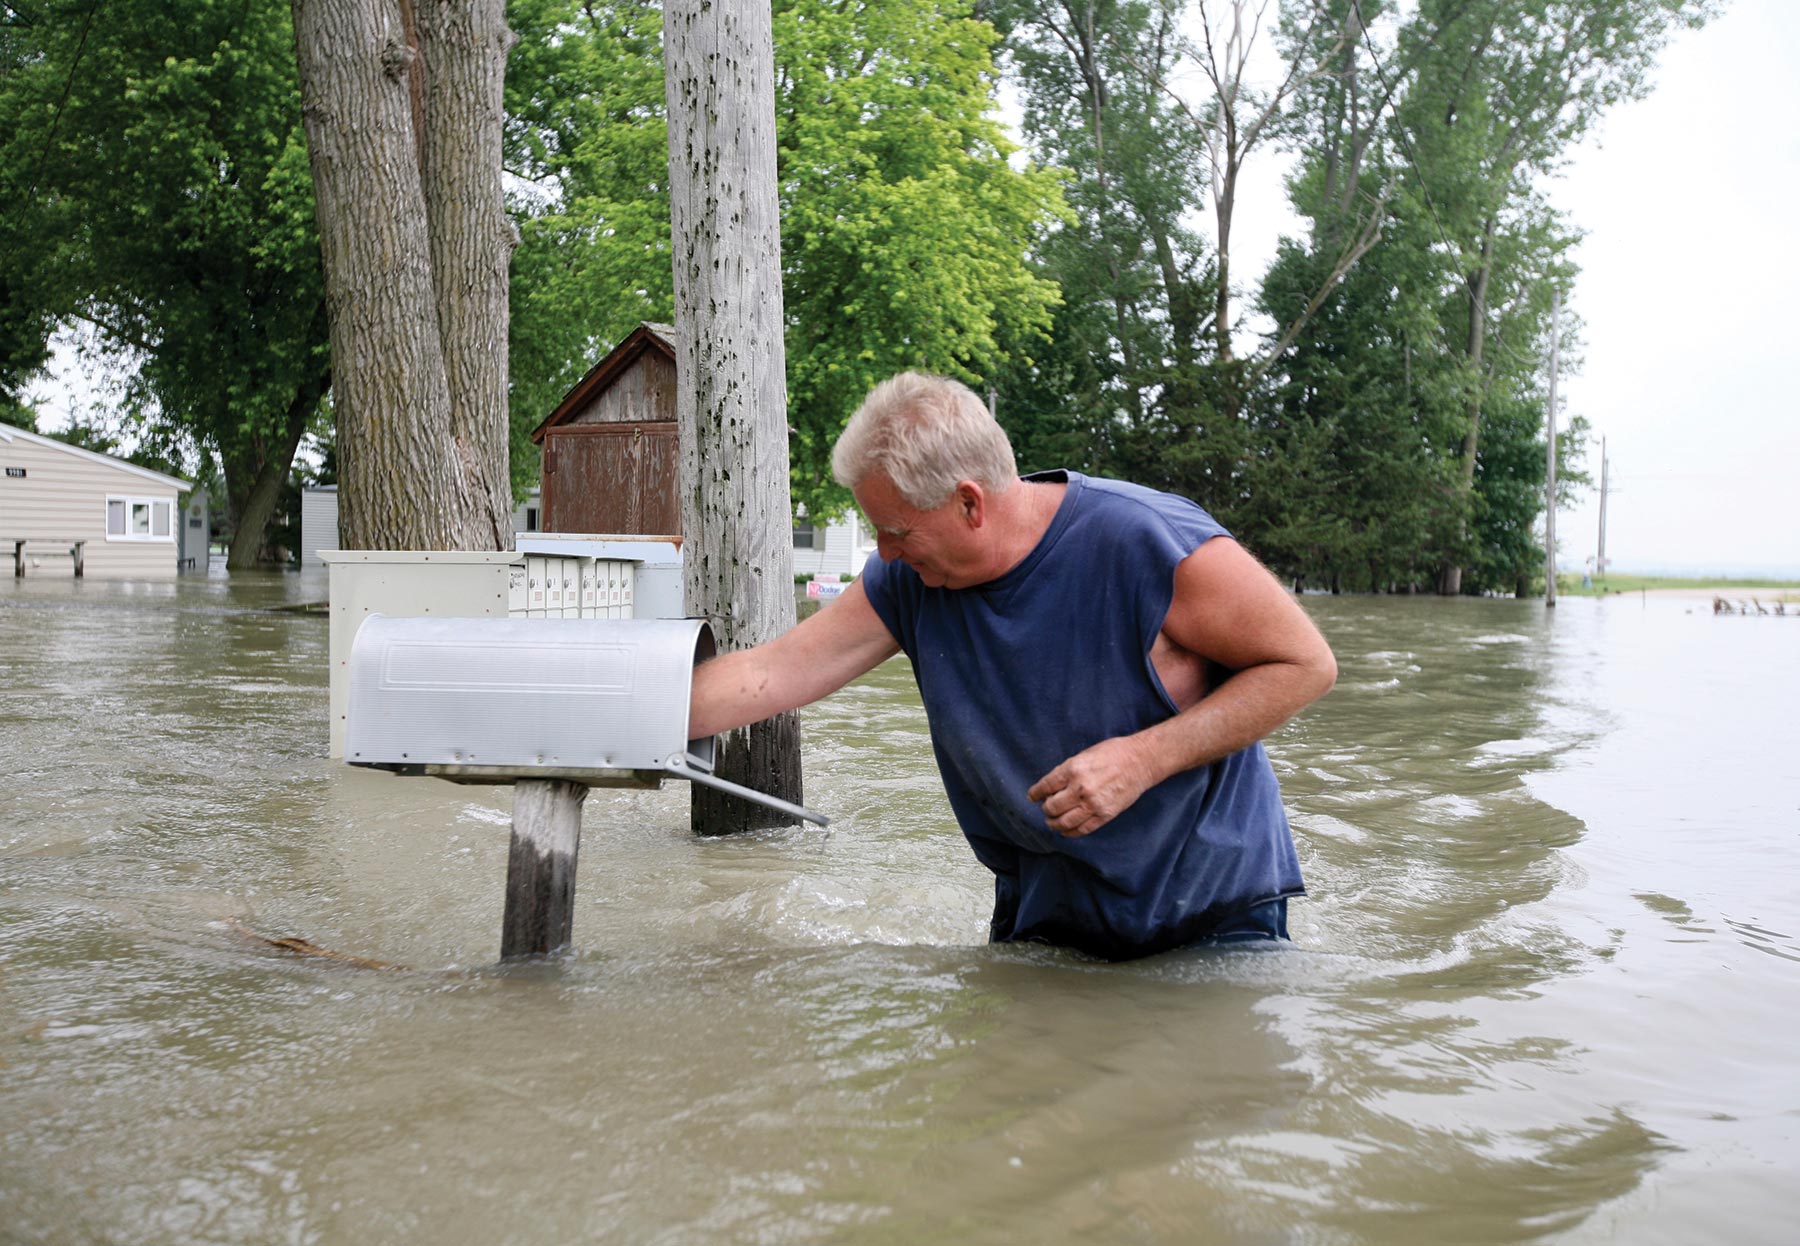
955 481 985 527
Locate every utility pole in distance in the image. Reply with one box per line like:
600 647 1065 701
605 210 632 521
1597 435 1611 580
1545 287 1561 607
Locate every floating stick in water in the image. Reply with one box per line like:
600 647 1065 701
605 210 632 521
225 917 405 971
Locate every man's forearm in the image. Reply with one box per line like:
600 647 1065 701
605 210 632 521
1128 657 1335 787
687 580 903 739
689 647 783 738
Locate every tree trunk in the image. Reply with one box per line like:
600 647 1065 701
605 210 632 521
223 357 332 569
1213 156 1236 367
290 0 514 552
664 0 804 834
416 0 516 550
1437 217 1496 597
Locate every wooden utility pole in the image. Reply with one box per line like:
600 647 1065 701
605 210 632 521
1597 435 1611 580
664 0 804 834
1544 288 1561 607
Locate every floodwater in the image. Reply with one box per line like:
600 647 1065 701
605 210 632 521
2 572 1796 1245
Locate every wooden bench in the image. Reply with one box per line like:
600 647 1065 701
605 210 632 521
10 539 86 578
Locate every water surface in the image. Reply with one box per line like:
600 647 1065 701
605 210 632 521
3 574 1796 1243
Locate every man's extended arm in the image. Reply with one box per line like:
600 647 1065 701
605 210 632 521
1028 537 1336 837
689 578 902 738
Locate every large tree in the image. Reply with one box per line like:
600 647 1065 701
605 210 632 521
290 0 516 550
992 0 1211 478
1251 0 1650 593
1393 0 1715 594
1244 0 1463 591
0 0 330 567
992 1 1375 523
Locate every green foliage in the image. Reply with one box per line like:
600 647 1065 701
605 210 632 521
0 273 54 406
505 0 1065 519
505 0 674 499
2 0 1713 586
0 0 330 564
988 0 1217 496
1252 218 1470 591
0 395 38 432
775 0 1064 516
983 0 1713 593
1390 0 1712 591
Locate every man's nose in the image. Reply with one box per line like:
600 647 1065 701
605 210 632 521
876 532 901 561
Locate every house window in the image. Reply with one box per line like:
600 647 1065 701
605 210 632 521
792 519 817 550
106 495 175 542
525 506 540 532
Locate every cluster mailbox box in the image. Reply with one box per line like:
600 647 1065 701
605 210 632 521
343 614 825 825
511 554 636 618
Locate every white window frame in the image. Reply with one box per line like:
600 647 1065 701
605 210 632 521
105 494 176 543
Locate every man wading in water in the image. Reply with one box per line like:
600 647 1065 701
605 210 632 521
689 372 1337 960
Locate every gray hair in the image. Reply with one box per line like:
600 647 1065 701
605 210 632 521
830 372 1017 509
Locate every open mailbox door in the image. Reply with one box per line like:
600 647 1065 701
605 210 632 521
344 614 825 826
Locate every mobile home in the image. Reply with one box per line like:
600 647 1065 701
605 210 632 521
0 422 191 579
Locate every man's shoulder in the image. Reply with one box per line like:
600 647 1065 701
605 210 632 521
1066 473 1228 540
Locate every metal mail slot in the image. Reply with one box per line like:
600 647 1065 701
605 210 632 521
344 614 824 825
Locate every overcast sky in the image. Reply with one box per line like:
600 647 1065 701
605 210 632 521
1544 0 1799 576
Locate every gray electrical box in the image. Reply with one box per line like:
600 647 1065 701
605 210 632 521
343 614 824 825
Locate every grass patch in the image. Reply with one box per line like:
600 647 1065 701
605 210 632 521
1556 572 1800 598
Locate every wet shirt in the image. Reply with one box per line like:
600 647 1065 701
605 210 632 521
860 471 1305 960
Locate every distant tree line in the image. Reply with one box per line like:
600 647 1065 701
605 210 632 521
0 0 1711 590
985 0 1710 595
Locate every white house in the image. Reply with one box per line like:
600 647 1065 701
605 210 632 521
790 506 869 579
0 422 192 579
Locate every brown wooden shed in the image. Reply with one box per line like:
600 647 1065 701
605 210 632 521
530 322 681 535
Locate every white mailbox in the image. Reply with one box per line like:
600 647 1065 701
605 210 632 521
344 614 824 825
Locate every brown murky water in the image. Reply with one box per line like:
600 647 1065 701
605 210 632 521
2 572 1796 1244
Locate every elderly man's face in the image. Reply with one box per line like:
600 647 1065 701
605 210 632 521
854 471 984 589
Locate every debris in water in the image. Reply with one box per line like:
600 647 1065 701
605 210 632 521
225 917 405 971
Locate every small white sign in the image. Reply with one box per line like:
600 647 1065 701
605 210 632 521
806 578 846 600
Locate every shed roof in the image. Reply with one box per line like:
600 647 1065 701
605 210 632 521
530 322 677 445
0 421 191 491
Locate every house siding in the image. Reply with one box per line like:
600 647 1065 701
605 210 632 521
567 350 676 427
0 430 184 579
791 513 866 578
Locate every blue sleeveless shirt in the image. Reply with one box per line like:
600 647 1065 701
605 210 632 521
860 471 1305 960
